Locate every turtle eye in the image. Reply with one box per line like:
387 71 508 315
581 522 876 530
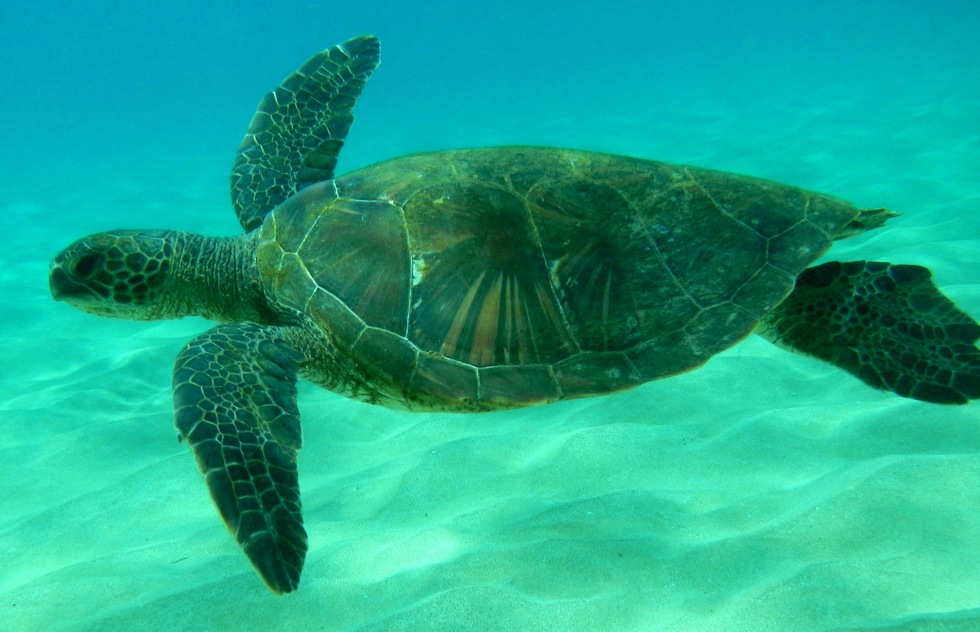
72 253 104 280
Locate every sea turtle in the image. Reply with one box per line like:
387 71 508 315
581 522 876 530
49 35 979 594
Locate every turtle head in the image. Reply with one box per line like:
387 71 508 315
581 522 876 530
49 230 176 320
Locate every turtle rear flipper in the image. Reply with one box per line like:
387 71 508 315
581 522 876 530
762 260 980 404
173 323 307 593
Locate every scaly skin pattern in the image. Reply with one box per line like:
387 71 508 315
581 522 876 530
762 261 980 404
173 322 306 594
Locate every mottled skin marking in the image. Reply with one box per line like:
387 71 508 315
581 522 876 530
48 35 979 594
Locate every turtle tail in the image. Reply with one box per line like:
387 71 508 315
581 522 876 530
761 260 980 404
834 207 900 240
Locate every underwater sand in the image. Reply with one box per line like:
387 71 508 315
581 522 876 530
2 4 980 631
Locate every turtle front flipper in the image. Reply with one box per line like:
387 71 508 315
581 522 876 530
762 261 980 404
231 35 381 232
173 322 306 593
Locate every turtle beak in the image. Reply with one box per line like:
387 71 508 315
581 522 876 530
49 262 72 301
49 260 88 302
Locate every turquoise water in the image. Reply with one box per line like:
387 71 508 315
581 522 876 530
2 1 979 630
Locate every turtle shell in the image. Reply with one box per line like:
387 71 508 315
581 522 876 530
256 147 861 410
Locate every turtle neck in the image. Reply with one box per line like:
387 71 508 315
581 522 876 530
170 231 276 324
